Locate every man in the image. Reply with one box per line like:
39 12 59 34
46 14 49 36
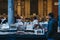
16 17 25 31
25 18 34 30
0 19 1 24
47 12 58 38
33 16 39 29
1 16 8 24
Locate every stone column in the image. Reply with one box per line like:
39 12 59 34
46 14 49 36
25 0 30 18
47 0 52 14
38 0 43 18
58 0 60 32
17 0 21 17
58 0 60 26
8 0 14 25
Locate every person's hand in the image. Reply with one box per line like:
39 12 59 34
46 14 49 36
44 28 48 32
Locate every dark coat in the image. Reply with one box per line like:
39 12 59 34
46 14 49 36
0 19 2 24
47 18 58 38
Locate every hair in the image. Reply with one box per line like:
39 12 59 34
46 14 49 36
33 16 37 20
49 12 54 18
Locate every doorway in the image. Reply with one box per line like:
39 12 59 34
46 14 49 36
30 0 38 15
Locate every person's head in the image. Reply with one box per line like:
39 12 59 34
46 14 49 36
46 16 49 21
25 18 30 22
20 16 23 19
33 16 38 20
48 12 54 19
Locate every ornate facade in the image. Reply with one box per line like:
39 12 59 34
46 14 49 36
14 0 58 18
0 0 58 18
0 0 58 24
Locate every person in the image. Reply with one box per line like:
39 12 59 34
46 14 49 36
0 16 2 24
2 18 8 24
1 16 8 24
16 17 25 31
47 12 58 38
14 14 20 23
33 16 39 29
24 18 30 29
25 18 34 30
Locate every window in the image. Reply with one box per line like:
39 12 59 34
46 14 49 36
14 0 25 16
0 0 8 15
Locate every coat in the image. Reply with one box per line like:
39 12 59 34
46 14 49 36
47 18 58 38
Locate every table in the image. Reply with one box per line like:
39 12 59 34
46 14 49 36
0 34 47 40
0 32 47 40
